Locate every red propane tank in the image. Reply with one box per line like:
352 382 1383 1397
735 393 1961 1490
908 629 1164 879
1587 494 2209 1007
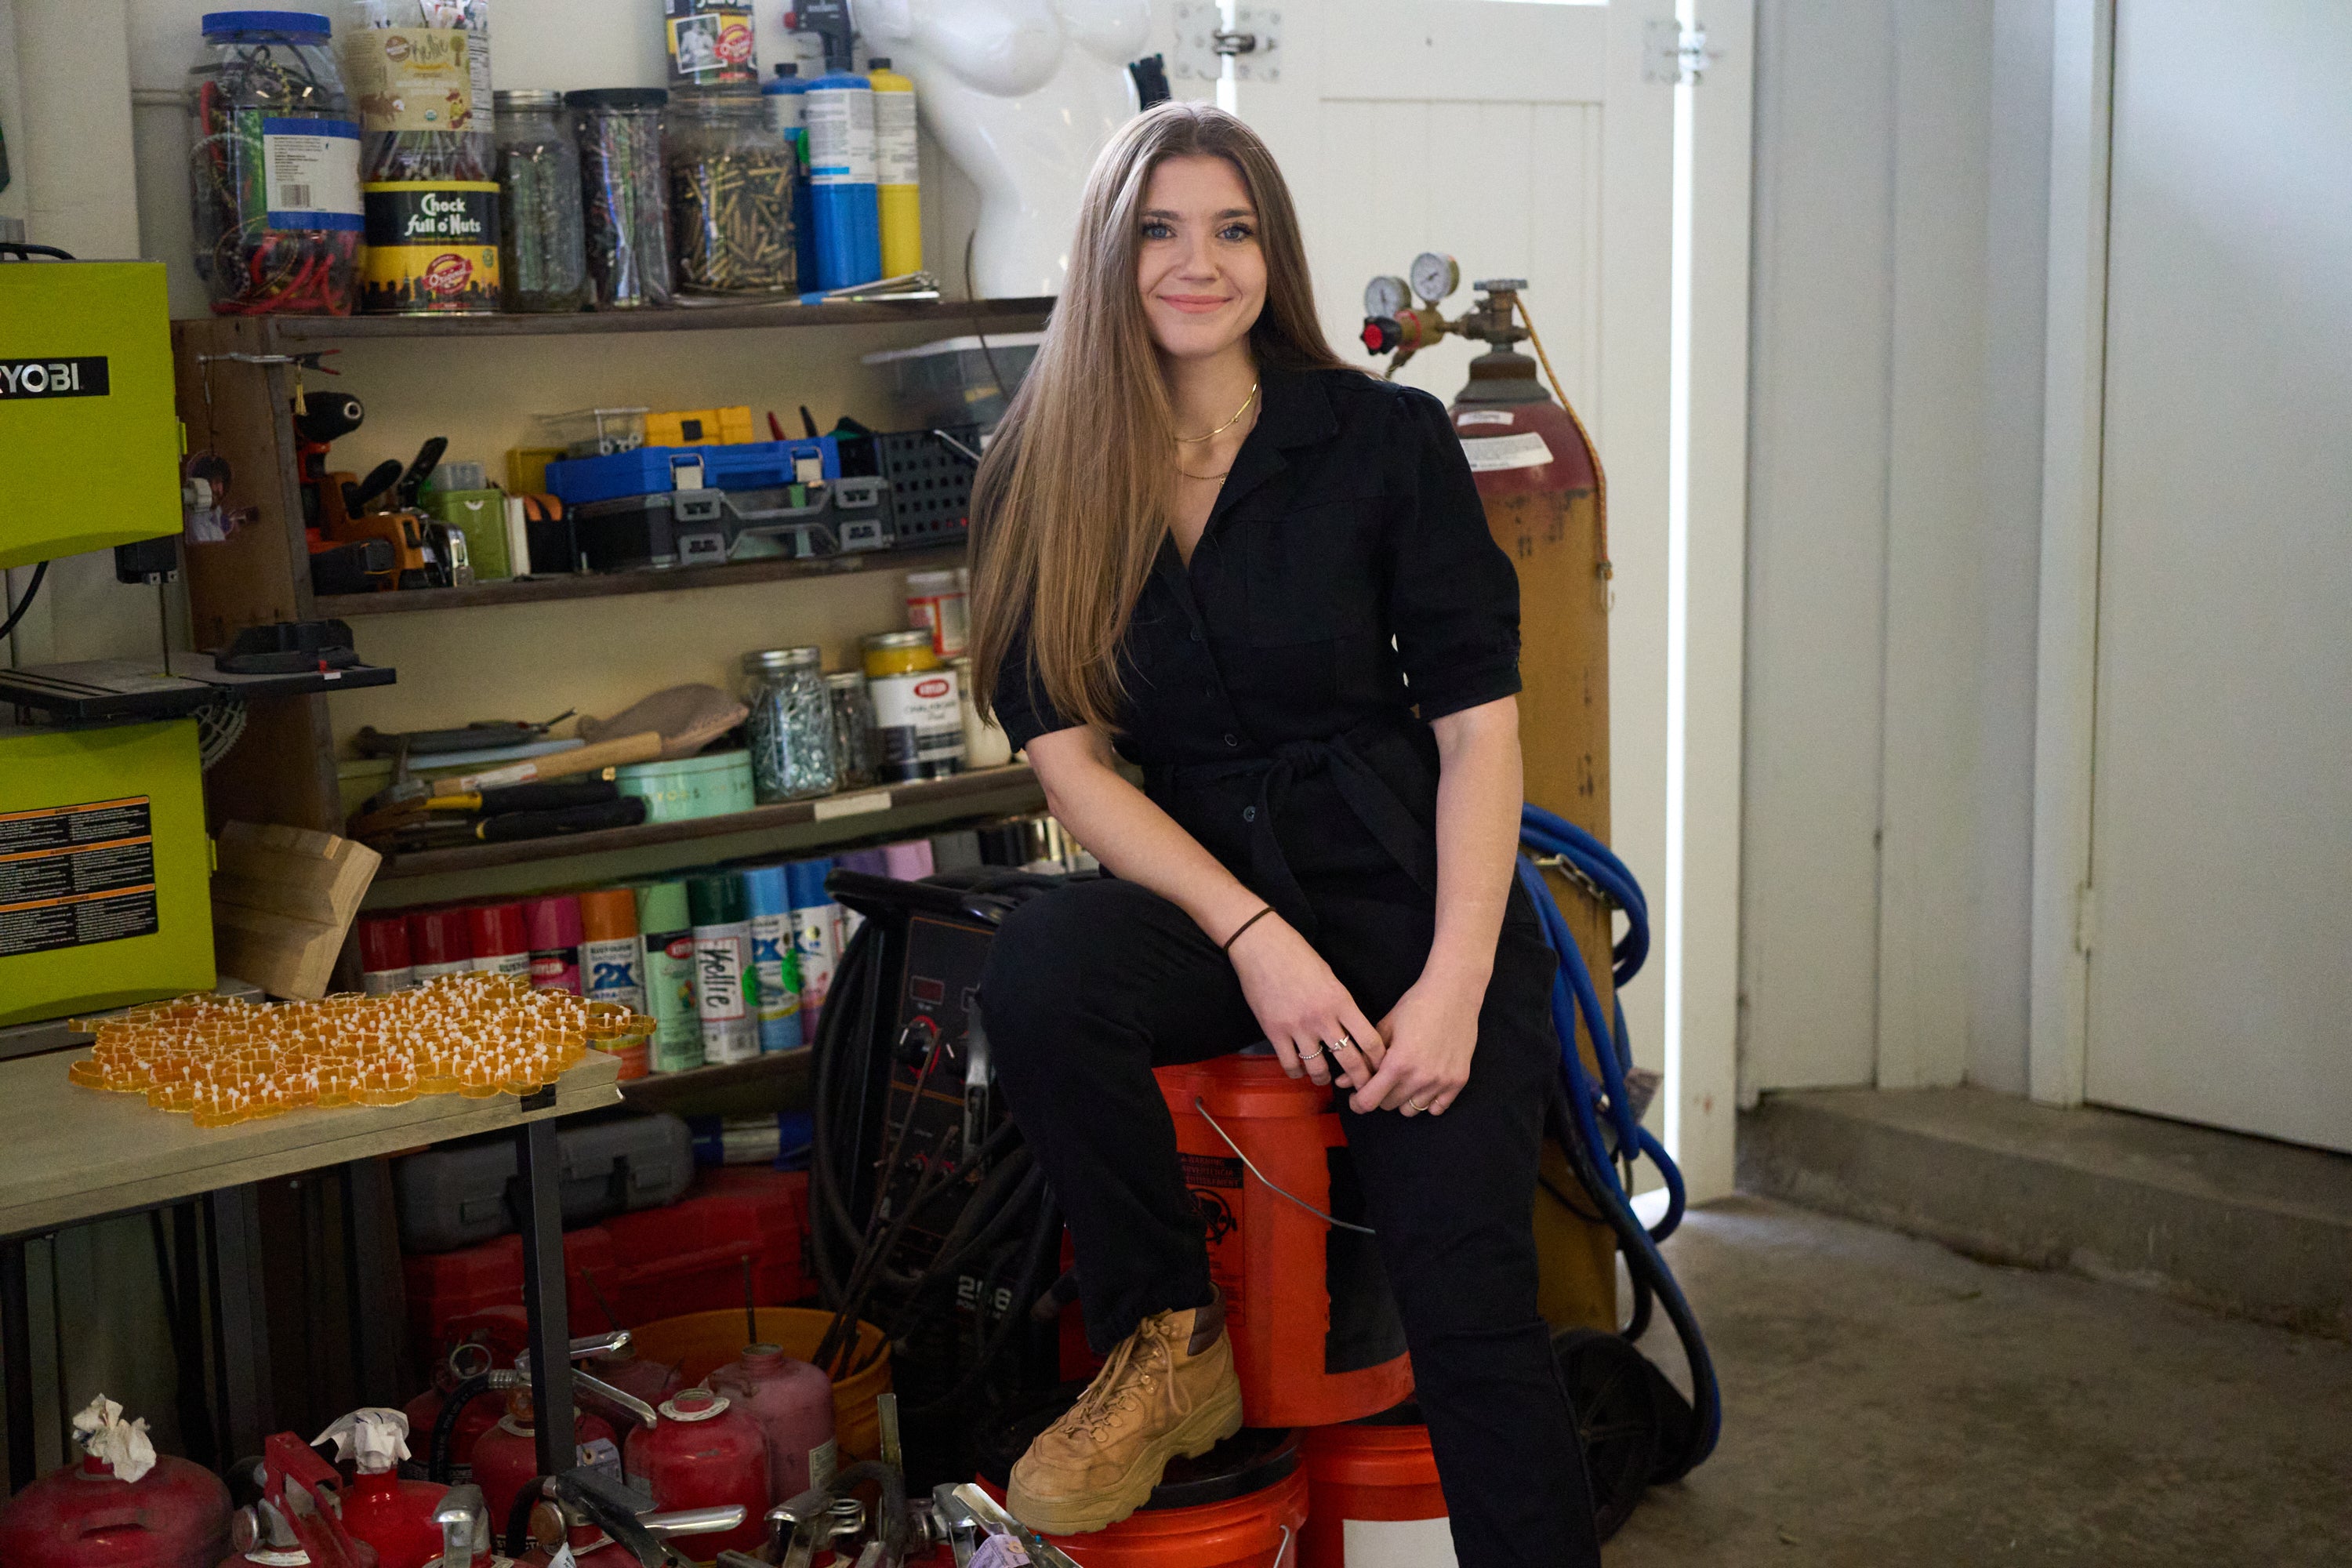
315 1408 489 1568
707 1343 837 1501
1298 1406 1449 1568
622 1389 770 1559
1156 1054 1414 1428
0 1413 230 1568
467 1391 620 1543
978 1425 1307 1568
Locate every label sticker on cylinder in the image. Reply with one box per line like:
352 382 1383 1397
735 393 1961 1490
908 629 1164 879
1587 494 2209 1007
1457 430 1554 472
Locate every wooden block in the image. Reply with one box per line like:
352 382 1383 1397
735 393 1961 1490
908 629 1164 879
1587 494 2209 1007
212 822 381 1000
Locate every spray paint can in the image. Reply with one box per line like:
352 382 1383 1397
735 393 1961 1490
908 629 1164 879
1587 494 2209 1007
466 902 533 982
688 873 760 1065
741 865 805 1054
867 57 920 277
409 907 474 981
783 858 840 1029
579 887 648 1013
803 66 879 289
358 915 414 995
524 895 584 994
635 880 705 1073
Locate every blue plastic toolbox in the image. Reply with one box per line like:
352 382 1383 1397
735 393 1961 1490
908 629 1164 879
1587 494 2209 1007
545 436 840 507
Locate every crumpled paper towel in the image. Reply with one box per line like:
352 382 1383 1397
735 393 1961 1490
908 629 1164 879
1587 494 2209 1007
72 1395 156 1483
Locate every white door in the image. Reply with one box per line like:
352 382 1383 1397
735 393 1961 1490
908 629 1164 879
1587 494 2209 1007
2084 0 2352 1152
1214 0 1680 1095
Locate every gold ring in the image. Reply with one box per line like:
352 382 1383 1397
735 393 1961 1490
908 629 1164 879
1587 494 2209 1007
1330 1035 1358 1052
1406 1098 1429 1112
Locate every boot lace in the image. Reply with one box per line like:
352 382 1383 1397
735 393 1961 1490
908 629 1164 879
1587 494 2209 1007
1055 1312 1181 1439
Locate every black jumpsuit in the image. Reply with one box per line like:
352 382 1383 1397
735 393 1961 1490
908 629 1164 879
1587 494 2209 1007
978 363 1602 1568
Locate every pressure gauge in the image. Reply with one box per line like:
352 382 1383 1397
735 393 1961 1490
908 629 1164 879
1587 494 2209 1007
1409 252 1460 303
1363 274 1412 320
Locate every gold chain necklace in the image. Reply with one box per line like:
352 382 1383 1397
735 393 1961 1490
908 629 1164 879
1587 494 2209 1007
1176 464 1232 481
1173 382 1260 443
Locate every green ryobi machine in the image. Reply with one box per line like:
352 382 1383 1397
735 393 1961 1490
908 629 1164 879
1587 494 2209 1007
1 255 214 1025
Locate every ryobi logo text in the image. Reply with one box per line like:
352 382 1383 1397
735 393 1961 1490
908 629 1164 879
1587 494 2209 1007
0 358 109 401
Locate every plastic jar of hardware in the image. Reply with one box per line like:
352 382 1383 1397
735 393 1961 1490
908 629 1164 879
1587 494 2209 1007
823 671 878 789
568 87 673 308
494 88 588 312
860 630 964 782
742 647 837 804
666 89 798 296
187 10 363 315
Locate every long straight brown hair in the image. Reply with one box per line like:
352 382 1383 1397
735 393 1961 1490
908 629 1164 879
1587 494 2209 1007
967 102 1348 735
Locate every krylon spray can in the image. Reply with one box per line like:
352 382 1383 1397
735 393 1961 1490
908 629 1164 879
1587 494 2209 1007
688 873 760 1065
634 880 705 1073
741 865 805 1054
784 858 840 1030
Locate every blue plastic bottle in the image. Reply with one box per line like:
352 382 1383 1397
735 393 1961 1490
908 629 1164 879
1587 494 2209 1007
802 66 880 291
763 64 819 292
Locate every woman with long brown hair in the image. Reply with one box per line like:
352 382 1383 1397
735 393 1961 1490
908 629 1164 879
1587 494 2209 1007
970 101 1602 1566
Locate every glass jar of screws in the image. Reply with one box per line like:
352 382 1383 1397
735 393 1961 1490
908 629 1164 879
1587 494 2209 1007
666 89 797 297
743 647 837 804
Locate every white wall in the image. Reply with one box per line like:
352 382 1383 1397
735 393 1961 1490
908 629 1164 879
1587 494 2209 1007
1740 0 2051 1098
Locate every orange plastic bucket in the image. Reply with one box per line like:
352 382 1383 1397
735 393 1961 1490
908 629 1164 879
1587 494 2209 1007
978 1428 1308 1568
1156 1054 1414 1428
625 1306 891 1458
1299 1410 1450 1567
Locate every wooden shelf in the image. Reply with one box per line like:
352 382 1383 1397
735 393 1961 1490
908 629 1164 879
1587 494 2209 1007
617 1048 811 1113
239 295 1053 345
371 762 1040 880
0 1052 619 1238
317 543 965 619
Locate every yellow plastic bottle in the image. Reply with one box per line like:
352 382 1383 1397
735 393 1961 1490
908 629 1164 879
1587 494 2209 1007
867 57 922 277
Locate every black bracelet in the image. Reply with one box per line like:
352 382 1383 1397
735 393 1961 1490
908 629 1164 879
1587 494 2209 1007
1221 906 1275 954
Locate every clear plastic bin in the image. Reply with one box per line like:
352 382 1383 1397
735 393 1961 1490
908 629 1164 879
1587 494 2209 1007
533 406 649 457
862 332 1044 430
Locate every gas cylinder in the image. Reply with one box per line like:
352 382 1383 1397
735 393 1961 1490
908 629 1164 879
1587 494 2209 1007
220 1434 377 1568
582 1343 684 1420
314 1409 492 1568
0 1395 229 1568
622 1390 770 1559
1439 278 1621 1334
1154 1053 1414 1428
707 1343 837 1501
467 1392 620 1543
405 1312 531 1476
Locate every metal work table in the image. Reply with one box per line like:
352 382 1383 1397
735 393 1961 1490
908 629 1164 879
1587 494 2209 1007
0 1046 621 1490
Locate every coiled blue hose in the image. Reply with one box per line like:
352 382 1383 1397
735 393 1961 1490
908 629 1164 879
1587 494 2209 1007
1519 802 1722 1468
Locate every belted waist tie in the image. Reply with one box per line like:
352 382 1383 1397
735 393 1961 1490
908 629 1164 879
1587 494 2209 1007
1145 715 1439 938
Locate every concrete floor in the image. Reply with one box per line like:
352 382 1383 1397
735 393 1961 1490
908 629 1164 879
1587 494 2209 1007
1605 1197 2352 1566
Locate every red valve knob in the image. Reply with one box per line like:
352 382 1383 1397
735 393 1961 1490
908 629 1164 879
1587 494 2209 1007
1361 316 1401 354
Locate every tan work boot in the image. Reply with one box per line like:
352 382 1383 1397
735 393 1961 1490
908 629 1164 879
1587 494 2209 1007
1006 1301 1245 1535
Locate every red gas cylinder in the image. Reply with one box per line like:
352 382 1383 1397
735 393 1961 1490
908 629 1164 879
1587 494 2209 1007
584 1345 684 1417
314 1409 491 1568
404 1310 531 1476
220 1434 378 1568
1298 1406 1448 1568
1155 1054 1414 1428
622 1389 771 1560
0 1399 230 1568
468 1392 620 1542
978 1425 1307 1568
707 1343 837 1501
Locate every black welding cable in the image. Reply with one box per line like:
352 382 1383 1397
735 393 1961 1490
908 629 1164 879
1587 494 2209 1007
905 1194 1065 1421
428 1373 493 1483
